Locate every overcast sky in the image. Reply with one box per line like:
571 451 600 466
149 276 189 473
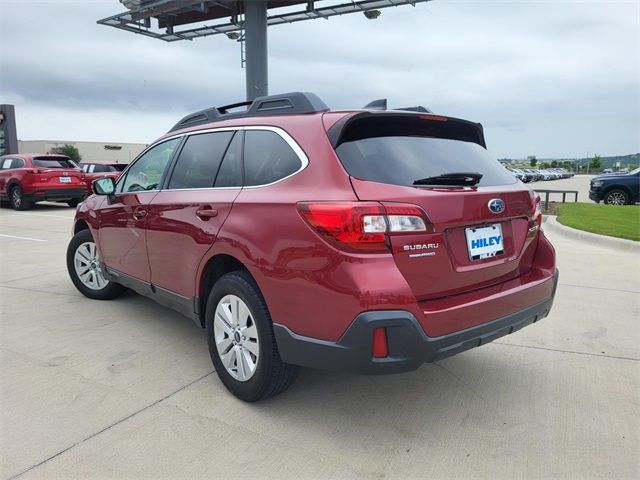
1 0 638 158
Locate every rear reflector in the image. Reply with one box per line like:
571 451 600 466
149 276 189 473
372 327 388 358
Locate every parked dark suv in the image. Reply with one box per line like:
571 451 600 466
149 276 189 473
67 92 558 401
589 167 640 205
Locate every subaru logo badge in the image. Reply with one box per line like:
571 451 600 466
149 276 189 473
488 198 505 214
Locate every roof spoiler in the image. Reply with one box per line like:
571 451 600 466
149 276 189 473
169 92 329 133
327 111 487 149
362 99 433 113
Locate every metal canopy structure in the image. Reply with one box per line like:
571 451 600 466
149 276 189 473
98 0 432 100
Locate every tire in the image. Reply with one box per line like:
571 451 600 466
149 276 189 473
66 229 126 300
603 189 629 206
205 271 297 402
10 185 31 210
67 199 81 208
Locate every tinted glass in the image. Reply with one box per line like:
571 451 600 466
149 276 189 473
12 158 25 168
119 138 180 193
214 132 242 187
92 164 114 173
243 130 302 186
168 131 234 189
33 158 76 169
336 137 516 187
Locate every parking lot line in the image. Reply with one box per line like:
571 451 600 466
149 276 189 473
0 233 47 242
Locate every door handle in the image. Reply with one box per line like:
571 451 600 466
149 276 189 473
196 207 218 220
133 208 147 220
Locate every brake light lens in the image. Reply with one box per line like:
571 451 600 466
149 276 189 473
530 190 542 230
297 202 431 253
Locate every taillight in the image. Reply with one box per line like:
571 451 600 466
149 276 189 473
530 190 542 230
297 202 431 253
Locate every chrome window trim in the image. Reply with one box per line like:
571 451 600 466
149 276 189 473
115 125 309 195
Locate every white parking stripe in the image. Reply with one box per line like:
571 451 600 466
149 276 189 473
0 233 47 242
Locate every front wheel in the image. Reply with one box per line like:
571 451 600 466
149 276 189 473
205 271 297 402
604 189 629 205
66 229 126 300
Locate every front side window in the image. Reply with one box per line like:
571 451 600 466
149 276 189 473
243 130 302 186
168 131 234 189
214 131 242 188
118 138 180 193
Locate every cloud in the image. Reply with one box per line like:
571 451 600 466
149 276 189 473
1 0 638 157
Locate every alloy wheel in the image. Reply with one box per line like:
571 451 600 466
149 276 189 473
74 241 108 290
214 294 260 381
11 188 21 208
605 192 626 205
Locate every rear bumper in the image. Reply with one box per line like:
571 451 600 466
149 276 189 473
24 188 86 202
274 269 558 374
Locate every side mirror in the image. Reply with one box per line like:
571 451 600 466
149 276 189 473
93 177 115 196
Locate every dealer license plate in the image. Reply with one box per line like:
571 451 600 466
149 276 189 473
59 176 72 183
465 223 504 260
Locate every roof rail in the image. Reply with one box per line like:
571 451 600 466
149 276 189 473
168 92 329 133
362 99 433 114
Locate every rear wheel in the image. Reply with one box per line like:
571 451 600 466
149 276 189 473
10 185 31 210
67 199 81 208
66 229 126 300
604 189 629 205
205 271 297 402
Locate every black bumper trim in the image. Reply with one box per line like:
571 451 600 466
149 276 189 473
25 188 86 201
274 270 559 375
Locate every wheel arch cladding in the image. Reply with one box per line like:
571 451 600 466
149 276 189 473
198 254 253 328
74 219 90 234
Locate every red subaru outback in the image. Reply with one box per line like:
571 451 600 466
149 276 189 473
67 93 558 401
0 154 86 210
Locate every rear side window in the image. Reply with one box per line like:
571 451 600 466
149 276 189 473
1 158 23 169
334 116 516 187
92 164 116 173
243 130 302 186
168 131 234 189
33 158 76 169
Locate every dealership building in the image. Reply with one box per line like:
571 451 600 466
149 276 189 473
18 139 146 164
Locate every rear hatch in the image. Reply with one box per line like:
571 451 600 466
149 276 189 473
32 156 84 186
330 113 539 300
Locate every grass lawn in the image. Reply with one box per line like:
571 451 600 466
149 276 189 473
556 203 640 241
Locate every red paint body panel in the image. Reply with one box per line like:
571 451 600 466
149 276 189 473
146 188 241 296
96 192 155 281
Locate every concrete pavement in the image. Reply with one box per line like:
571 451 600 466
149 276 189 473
1 203 638 479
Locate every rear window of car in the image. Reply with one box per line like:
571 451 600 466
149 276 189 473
33 158 76 169
334 116 516 187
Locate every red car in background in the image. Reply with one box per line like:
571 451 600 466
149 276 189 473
79 162 127 193
0 154 86 210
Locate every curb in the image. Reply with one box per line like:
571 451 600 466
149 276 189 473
543 215 640 252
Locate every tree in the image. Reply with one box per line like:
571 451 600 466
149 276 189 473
589 154 602 171
551 160 558 168
50 144 81 162
540 162 550 169
529 157 538 167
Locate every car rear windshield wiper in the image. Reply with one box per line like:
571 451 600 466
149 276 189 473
413 172 483 186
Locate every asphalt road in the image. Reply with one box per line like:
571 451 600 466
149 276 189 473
1 202 638 479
